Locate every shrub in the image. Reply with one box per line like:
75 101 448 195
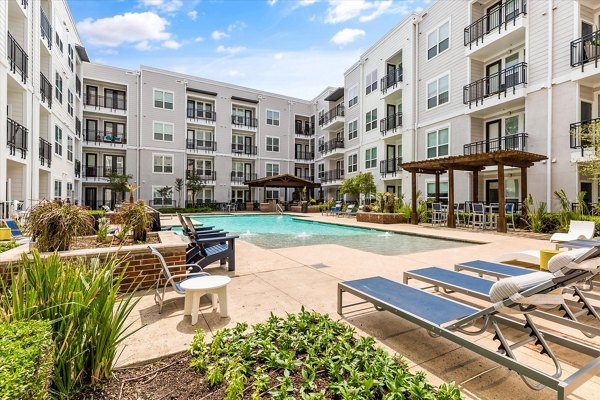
116 201 152 242
0 252 140 397
0 320 53 400
25 201 94 252
158 207 214 214
97 217 110 243
0 241 18 254
84 209 106 217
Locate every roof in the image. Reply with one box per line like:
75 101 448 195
324 87 344 102
75 45 90 62
400 150 548 174
245 174 321 188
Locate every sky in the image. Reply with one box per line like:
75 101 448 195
68 0 430 100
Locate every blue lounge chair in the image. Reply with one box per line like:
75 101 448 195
2 219 23 238
186 223 238 272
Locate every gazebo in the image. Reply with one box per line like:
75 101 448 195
244 174 321 203
400 149 547 233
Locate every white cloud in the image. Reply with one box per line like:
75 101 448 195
298 0 318 6
227 21 247 32
267 0 278 5
187 10 198 20
330 28 365 45
211 30 229 40
77 12 171 47
194 36 204 42
163 39 183 49
324 0 404 24
135 40 157 51
216 45 246 55
139 0 183 13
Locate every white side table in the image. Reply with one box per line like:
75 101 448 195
180 275 231 324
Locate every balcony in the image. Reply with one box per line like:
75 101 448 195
82 165 125 179
187 109 217 124
75 117 81 138
295 174 315 182
380 67 403 94
380 112 403 136
463 62 527 112
7 118 28 159
186 139 216 152
84 130 127 146
40 72 52 108
380 157 402 178
186 170 217 183
320 169 344 184
231 143 257 156
295 123 314 137
40 7 52 49
75 159 81 178
76 76 81 97
570 118 600 159
84 93 127 113
294 151 314 161
463 132 527 155
464 0 527 59
7 32 28 83
318 137 344 156
570 29 600 81
230 172 257 185
319 104 345 131
39 138 52 167
231 115 258 129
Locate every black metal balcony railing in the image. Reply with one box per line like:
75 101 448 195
75 159 81 178
40 72 52 108
84 93 127 111
84 130 127 145
186 139 217 152
318 104 345 126
75 76 81 97
380 112 403 135
40 7 52 48
380 67 403 93
8 32 28 83
318 137 345 155
21 0 28 9
82 165 125 179
186 170 217 181
231 143 258 155
295 124 315 136
463 132 527 155
295 174 315 182
231 115 258 128
570 118 600 156
75 117 81 138
570 29 600 70
463 62 527 107
295 151 314 161
464 0 527 47
321 169 344 184
379 157 402 177
230 172 257 184
7 118 28 159
187 109 217 122
39 138 52 167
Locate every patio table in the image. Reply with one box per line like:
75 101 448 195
180 275 231 324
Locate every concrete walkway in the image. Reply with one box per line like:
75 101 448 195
120 214 600 399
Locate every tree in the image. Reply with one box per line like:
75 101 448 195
105 172 135 202
174 178 184 207
574 120 600 180
356 172 376 203
186 173 206 207
156 186 173 207
340 176 360 200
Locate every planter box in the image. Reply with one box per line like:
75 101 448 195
290 205 320 213
356 212 406 224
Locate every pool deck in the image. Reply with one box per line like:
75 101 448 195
121 213 600 399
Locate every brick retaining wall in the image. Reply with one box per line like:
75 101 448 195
356 212 406 224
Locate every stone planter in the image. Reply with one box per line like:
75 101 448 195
356 211 406 224
307 205 319 213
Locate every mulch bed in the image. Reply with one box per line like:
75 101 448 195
70 233 161 250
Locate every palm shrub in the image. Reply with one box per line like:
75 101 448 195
25 201 94 252
0 251 140 397
522 194 547 233
554 189 573 232
115 201 151 242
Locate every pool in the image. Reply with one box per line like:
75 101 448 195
178 215 473 256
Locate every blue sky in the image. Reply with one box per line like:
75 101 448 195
68 0 429 99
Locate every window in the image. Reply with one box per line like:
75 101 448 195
427 128 449 158
317 163 324 178
54 180 62 200
266 189 279 200
153 122 174 141
187 100 214 119
104 121 126 143
365 69 378 94
67 44 74 71
365 147 377 169
505 115 519 135
55 73 63 104
231 189 247 203
197 188 213 203
266 110 280 126
266 136 280 152
348 85 358 107
427 74 449 109
55 32 63 52
152 185 174 206
365 109 378 131
187 129 213 149
426 182 448 201
318 136 325 149
153 154 173 173
67 90 73 116
266 163 280 177
105 89 126 110
187 159 213 177
54 126 63 156
154 89 174 110
66 182 73 199
506 178 519 201
427 20 449 60
348 153 358 173
67 136 73 162
348 120 358 140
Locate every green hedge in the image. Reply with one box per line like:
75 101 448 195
0 241 18 254
158 207 214 214
528 213 600 235
0 321 53 400
84 210 106 217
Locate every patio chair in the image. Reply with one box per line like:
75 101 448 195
455 203 465 226
328 202 342 216
148 245 210 313
340 204 355 217
506 202 516 231
431 203 446 226
550 220 595 243
186 223 238 272
2 219 23 238
471 203 486 229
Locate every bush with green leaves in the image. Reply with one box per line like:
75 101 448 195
0 241 18 254
190 309 462 399
0 320 53 400
116 201 152 242
84 209 106 217
0 251 140 397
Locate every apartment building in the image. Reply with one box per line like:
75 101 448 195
0 0 85 217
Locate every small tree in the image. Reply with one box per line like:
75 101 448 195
340 176 360 201
156 186 173 207
105 172 135 202
174 178 184 207
356 172 376 204
574 119 600 180
187 173 206 207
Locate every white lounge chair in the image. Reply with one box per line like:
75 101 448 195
550 220 595 243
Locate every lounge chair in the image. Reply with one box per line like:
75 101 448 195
328 202 342 216
339 204 356 217
186 223 238 272
339 245 600 397
148 245 210 313
550 220 595 243
2 219 23 238
555 239 600 250
495 250 541 265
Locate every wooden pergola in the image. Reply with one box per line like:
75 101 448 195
400 150 547 233
244 174 321 202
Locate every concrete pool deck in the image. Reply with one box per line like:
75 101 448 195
120 213 600 399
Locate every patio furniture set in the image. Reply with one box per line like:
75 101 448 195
430 202 518 230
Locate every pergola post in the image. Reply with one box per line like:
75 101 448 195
497 163 507 233
447 167 456 228
435 173 440 202
521 166 528 227
472 170 479 203
411 171 418 224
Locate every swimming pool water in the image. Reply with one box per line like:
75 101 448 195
179 215 472 256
